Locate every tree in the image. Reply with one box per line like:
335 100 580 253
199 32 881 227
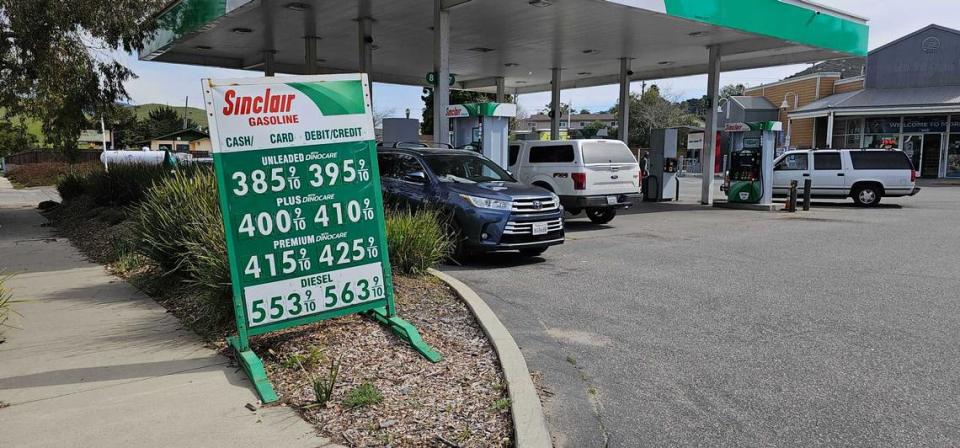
541 102 571 117
0 0 167 160
420 89 511 135
721 83 746 98
578 108 592 115
143 105 196 138
0 118 37 157
612 84 702 148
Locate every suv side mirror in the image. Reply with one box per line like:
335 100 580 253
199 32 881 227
403 171 428 184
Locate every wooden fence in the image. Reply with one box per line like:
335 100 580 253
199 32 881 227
3 150 102 165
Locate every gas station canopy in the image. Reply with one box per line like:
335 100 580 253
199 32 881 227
142 0 868 93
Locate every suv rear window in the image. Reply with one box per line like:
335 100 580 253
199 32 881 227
581 142 637 164
508 144 519 166
813 153 842 170
849 151 913 170
529 145 574 163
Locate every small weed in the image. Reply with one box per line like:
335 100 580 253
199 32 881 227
284 346 324 370
491 398 511 412
0 272 13 342
303 356 340 407
588 387 598 396
491 382 504 391
566 355 577 366
455 428 472 442
343 382 383 409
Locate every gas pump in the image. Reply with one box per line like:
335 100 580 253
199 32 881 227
447 103 516 168
722 121 782 205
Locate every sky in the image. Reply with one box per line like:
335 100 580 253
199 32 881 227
118 0 960 120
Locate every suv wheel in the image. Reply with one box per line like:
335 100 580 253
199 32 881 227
852 184 882 207
519 247 547 257
586 207 616 224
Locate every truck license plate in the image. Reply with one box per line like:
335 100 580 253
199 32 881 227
606 195 618 205
532 222 549 235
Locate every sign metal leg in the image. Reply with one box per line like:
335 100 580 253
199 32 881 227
367 307 442 362
227 336 279 403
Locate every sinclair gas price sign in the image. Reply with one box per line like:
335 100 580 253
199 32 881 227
203 74 393 336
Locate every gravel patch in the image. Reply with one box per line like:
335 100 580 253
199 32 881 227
258 275 512 447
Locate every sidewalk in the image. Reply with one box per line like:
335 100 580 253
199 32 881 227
0 177 335 448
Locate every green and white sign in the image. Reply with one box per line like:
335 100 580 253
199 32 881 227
203 74 440 403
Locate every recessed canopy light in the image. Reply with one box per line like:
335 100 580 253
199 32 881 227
688 31 708 37
581 49 599 55
528 0 551 7
194 45 212 50
515 80 528 84
577 72 592 75
468 47 495 53
285 2 310 11
504 62 519 67
232 27 253 34
658 60 674 65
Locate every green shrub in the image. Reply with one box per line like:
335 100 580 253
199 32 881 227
308 357 341 407
85 164 171 206
130 167 231 322
56 170 88 201
343 382 382 409
385 208 453 275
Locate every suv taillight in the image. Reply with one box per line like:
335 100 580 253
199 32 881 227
911 170 918 182
571 172 586 190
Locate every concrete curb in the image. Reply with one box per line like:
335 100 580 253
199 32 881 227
428 268 552 448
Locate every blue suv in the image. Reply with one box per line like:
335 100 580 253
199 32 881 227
376 147 564 257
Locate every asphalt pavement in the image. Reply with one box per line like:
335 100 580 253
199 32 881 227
442 178 960 447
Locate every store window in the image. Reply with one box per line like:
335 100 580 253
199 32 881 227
831 117 862 149
947 133 960 178
863 117 901 149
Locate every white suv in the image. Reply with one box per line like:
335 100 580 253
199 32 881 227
773 149 920 206
508 140 641 223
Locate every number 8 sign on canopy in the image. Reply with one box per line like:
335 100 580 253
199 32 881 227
203 73 441 403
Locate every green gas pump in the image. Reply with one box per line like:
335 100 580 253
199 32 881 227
723 121 782 205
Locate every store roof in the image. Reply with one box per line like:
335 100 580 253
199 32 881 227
138 128 210 144
790 86 960 118
730 96 777 111
141 0 868 94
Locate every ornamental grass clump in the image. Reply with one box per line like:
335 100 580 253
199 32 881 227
384 208 453 275
85 163 171 206
130 167 232 323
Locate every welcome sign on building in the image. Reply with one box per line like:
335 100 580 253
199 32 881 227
203 74 439 402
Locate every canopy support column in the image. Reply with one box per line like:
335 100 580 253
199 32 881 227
432 0 450 144
263 50 276 77
550 67 561 140
701 45 720 205
496 76 505 103
825 112 835 148
618 58 631 145
304 36 319 75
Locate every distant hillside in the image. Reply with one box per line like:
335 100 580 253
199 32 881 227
131 103 209 128
2 103 209 148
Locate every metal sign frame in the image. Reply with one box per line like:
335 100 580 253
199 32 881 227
202 73 440 403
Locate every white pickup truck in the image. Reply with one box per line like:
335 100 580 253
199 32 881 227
508 139 641 224
773 149 920 206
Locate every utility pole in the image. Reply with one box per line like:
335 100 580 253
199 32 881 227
182 96 189 129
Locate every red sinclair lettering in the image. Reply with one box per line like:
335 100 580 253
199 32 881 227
222 88 295 116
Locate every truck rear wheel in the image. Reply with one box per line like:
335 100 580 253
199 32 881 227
586 207 616 224
852 184 882 207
